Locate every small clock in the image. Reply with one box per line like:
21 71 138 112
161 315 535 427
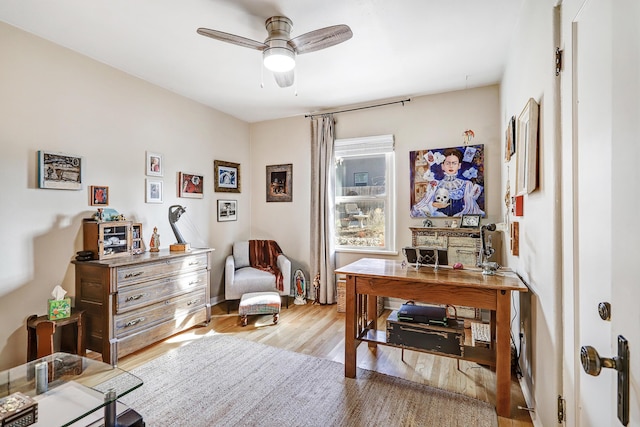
460 214 481 228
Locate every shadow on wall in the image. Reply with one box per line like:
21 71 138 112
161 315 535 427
0 212 89 370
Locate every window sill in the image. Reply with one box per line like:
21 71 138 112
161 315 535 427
335 248 398 256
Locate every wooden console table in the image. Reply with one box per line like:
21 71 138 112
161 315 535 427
335 258 528 418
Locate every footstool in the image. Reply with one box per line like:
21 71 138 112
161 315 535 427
239 291 281 327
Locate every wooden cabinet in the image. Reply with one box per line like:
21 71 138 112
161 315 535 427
73 248 213 365
410 227 481 267
131 223 144 254
83 220 133 260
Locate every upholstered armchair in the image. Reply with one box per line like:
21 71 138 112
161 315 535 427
225 241 291 312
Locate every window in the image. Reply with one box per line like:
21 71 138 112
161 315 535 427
334 134 395 252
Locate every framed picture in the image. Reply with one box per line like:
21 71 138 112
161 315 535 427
505 115 516 162
516 98 539 195
146 151 163 177
266 163 293 202
90 185 109 206
145 179 163 203
178 172 204 199
214 160 240 193
354 171 369 186
217 199 237 221
38 150 83 190
460 214 481 228
409 144 485 218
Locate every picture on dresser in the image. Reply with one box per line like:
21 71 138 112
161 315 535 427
38 150 83 190
409 144 485 218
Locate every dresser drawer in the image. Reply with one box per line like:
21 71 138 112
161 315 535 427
116 253 208 287
116 270 208 313
448 236 478 249
114 288 207 338
414 234 447 248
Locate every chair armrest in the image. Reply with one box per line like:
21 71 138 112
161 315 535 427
277 254 292 295
225 254 236 287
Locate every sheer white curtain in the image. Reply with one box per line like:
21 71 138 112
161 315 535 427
310 115 336 304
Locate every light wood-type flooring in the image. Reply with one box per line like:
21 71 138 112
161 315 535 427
116 300 534 427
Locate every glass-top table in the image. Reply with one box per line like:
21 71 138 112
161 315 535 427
0 352 143 427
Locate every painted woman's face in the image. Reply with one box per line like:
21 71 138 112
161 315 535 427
441 154 461 176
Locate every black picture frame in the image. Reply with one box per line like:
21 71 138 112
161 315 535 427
460 214 481 228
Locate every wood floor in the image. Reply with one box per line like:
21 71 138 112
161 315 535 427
116 300 533 427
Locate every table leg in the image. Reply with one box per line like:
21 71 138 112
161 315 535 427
344 275 357 378
495 290 511 417
367 295 378 351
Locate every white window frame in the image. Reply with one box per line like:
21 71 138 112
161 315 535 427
334 134 396 254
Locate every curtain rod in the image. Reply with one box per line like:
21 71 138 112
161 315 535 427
305 98 411 119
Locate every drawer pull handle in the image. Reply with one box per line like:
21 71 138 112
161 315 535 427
188 280 201 286
189 261 201 266
124 271 144 279
125 317 145 327
187 299 201 306
125 294 144 302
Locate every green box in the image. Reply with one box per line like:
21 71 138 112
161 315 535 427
48 298 71 320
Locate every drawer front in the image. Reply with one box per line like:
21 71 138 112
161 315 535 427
414 234 447 248
116 253 208 287
115 308 208 360
114 289 207 338
116 270 208 313
448 247 478 267
448 236 478 249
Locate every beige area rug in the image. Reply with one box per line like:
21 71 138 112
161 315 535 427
120 333 497 427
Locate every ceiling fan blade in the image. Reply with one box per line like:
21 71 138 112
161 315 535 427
273 69 295 88
288 25 353 54
197 27 267 51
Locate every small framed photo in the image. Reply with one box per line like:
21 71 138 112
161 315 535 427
178 172 204 199
90 185 109 206
460 214 481 228
146 179 163 203
354 171 369 186
266 163 293 202
214 160 240 193
217 199 237 221
38 150 83 190
146 151 163 177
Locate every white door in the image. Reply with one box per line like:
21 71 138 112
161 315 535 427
569 0 640 425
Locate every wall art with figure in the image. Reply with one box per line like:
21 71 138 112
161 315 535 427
409 144 485 218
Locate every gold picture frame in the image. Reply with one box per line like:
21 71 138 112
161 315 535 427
214 160 240 193
266 163 292 202
516 98 539 195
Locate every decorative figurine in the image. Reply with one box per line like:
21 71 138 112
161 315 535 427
312 273 321 305
293 270 307 305
149 227 160 252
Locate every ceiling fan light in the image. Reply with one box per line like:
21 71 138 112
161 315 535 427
263 47 295 72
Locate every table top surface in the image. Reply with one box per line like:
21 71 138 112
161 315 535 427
335 258 528 292
0 353 142 426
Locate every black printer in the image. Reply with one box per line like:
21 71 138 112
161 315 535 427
396 303 448 326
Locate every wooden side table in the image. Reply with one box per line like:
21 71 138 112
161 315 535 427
27 309 86 361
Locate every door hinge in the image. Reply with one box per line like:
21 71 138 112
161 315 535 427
555 47 563 76
558 395 565 423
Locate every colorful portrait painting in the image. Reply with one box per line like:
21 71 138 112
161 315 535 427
409 144 485 218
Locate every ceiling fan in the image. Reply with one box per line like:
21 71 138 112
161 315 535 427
197 16 353 88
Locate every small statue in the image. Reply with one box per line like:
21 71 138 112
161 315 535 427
149 227 160 252
312 273 321 305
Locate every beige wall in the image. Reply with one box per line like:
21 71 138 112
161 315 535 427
249 86 503 274
0 22 250 369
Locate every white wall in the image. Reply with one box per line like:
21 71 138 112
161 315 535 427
500 1 560 426
0 22 250 369
249 85 503 276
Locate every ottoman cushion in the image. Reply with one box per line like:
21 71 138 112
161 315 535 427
239 291 281 316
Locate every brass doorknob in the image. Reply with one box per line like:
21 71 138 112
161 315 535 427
580 345 618 376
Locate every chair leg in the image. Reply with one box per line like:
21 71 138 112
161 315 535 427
241 315 248 327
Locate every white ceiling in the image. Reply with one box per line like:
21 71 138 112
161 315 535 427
0 0 524 123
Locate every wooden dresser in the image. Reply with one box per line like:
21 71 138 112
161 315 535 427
73 248 213 365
